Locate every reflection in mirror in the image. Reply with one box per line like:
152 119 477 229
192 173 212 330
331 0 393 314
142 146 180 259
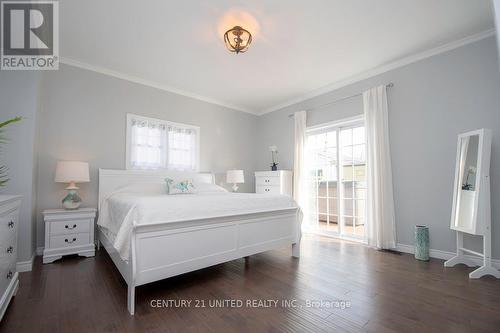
461 135 478 191
454 134 479 230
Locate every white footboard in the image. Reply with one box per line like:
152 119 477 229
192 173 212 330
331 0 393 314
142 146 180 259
99 208 301 315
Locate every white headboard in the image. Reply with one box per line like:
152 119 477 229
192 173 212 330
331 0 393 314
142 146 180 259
98 169 215 210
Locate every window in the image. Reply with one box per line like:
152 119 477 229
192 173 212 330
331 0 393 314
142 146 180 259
126 114 200 171
305 116 366 240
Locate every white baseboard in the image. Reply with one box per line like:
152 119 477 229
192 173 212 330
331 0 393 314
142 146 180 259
36 246 44 256
396 243 500 269
16 253 35 272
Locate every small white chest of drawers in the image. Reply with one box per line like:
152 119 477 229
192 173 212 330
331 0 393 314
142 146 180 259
255 170 293 196
43 208 96 264
0 195 21 322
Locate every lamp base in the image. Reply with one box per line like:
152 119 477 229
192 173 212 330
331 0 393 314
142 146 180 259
62 189 82 210
231 183 239 192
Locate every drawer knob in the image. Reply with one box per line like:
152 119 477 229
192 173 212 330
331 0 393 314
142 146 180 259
6 271 13 280
8 221 14 228
6 246 13 254
65 224 77 230
65 238 77 244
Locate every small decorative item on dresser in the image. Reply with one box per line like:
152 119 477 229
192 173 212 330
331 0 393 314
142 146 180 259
42 208 96 264
226 170 244 192
54 161 90 209
269 145 279 171
414 225 430 261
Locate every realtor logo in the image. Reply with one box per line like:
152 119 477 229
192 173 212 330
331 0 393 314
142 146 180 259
1 0 58 70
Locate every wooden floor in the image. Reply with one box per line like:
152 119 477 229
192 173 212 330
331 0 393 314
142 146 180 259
2 235 500 333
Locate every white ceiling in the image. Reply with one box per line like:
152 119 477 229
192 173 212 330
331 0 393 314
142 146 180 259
60 0 495 114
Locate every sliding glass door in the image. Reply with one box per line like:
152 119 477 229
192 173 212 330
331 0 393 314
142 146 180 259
306 119 366 241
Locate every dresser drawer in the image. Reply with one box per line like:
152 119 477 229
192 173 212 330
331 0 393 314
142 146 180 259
256 177 280 186
49 232 91 249
256 185 281 194
0 210 18 244
50 219 90 235
0 239 17 267
0 260 16 296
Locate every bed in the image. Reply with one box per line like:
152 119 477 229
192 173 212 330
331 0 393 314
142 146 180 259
97 169 302 315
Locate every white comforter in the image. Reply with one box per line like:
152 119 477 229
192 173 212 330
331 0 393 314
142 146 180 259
98 187 298 261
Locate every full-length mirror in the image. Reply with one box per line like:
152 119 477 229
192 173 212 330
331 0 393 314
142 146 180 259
446 128 497 279
453 134 479 231
450 129 492 235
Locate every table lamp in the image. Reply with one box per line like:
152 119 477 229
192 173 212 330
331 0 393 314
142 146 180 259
55 161 90 209
226 170 244 192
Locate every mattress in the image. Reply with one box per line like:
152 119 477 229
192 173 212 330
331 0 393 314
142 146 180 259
97 184 299 261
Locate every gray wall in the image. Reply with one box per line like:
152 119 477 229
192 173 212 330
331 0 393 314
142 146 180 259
495 0 500 71
256 36 500 258
36 65 258 249
0 71 40 262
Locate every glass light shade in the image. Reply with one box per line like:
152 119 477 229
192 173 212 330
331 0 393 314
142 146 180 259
224 26 252 54
226 170 244 184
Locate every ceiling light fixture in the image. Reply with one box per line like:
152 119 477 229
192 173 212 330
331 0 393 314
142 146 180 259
223 26 252 54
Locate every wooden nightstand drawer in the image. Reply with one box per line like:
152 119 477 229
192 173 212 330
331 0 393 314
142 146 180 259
50 232 91 249
50 219 90 235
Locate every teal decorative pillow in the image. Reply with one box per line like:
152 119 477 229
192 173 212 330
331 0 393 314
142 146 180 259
165 178 197 194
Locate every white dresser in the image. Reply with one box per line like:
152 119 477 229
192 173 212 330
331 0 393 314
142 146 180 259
43 208 96 264
0 195 21 321
255 170 293 196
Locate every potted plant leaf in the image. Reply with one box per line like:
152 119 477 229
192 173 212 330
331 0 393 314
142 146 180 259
0 117 22 187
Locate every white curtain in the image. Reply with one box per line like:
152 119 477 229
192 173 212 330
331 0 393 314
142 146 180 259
363 86 396 249
129 116 197 171
130 118 168 169
167 126 198 171
293 111 308 225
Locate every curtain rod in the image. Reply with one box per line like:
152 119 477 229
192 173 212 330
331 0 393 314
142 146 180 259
287 82 394 118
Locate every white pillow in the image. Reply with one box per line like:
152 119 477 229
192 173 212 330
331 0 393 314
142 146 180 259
165 178 197 194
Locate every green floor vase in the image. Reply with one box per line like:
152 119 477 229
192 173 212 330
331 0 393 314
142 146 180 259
415 225 430 261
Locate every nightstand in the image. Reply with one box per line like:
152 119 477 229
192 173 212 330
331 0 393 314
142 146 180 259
255 171 293 196
42 208 96 264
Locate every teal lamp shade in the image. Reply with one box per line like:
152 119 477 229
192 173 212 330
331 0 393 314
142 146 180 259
55 161 89 209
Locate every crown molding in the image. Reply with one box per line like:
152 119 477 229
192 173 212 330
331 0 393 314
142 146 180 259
59 29 495 117
59 57 258 115
259 29 496 115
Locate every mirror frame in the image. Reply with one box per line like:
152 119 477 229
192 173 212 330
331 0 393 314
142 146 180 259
450 128 491 235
